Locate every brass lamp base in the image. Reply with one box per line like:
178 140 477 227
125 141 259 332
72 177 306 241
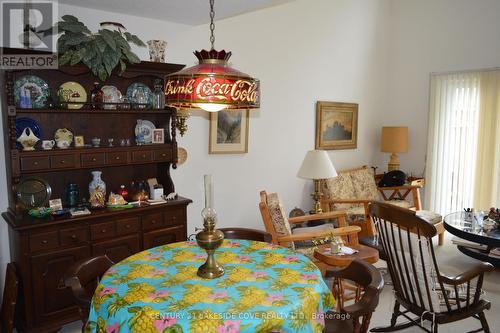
309 179 324 214
387 152 400 171
196 216 225 279
197 250 224 279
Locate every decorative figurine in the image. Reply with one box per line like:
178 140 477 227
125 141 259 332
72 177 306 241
17 127 39 150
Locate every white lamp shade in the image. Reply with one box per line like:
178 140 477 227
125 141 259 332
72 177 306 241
297 150 337 180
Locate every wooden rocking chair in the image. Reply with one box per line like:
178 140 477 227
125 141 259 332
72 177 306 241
369 202 494 333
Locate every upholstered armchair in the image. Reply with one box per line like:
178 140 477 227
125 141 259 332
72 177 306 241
319 166 444 245
258 190 361 258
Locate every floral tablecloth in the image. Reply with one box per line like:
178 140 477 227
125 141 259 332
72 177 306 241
85 240 335 333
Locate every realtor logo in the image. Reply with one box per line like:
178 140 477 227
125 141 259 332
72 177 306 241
1 0 58 69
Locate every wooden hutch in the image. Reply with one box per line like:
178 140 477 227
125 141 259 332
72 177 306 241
1 49 192 332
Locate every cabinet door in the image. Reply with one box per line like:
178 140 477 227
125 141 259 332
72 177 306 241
143 225 186 249
92 234 141 263
31 245 91 324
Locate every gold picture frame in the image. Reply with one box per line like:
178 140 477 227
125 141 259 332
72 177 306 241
209 109 249 154
315 101 358 150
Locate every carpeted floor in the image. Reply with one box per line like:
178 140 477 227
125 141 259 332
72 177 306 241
59 233 499 333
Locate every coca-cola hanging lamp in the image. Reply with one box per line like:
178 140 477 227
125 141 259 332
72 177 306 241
164 0 260 112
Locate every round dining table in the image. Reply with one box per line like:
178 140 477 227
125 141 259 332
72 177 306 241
85 239 335 333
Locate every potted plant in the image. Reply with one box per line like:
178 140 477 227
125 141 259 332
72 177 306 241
44 15 146 81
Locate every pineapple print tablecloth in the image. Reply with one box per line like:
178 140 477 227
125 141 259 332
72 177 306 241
85 240 335 333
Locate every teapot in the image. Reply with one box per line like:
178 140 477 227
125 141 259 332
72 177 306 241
17 127 39 151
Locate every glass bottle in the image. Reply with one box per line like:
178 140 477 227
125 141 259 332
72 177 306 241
134 87 147 109
152 80 165 110
90 82 104 109
65 183 79 208
117 184 129 201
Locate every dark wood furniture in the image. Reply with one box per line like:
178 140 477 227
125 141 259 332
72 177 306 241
63 255 114 327
323 259 384 333
369 202 494 333
314 243 379 267
444 211 500 267
1 54 192 332
1 263 19 333
219 227 272 242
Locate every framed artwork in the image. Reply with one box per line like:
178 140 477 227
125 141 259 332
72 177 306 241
74 135 85 147
209 109 249 154
152 128 165 144
315 101 358 150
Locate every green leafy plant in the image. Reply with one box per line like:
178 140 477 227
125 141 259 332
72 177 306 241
44 15 146 81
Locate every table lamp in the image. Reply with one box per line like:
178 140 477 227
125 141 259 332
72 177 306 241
297 150 337 214
381 126 408 171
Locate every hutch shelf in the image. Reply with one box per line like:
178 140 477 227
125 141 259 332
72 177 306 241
1 54 192 333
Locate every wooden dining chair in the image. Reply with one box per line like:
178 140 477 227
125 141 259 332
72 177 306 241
323 259 384 333
219 227 273 242
369 202 494 333
1 263 19 333
63 255 114 326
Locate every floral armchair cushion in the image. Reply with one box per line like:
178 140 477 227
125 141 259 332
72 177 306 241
350 167 380 201
320 172 356 210
266 193 292 236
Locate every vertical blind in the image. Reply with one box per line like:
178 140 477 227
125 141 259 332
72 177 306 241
425 72 480 215
426 70 500 214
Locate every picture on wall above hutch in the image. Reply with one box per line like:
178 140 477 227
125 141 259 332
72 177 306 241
1 47 192 333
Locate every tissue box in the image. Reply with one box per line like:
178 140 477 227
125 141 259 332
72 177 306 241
147 178 164 200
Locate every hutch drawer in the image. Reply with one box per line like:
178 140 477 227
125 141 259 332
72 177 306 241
20 156 50 171
165 208 184 225
81 153 105 167
106 151 128 165
29 231 59 252
153 149 172 161
132 150 152 162
142 212 163 230
50 154 76 169
116 217 141 236
60 226 88 246
90 221 116 240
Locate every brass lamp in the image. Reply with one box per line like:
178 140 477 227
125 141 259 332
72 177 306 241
196 174 224 279
381 126 408 171
297 150 337 214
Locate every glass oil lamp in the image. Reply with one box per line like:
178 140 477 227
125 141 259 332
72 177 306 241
196 174 224 279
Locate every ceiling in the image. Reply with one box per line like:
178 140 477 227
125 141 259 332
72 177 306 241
58 0 295 25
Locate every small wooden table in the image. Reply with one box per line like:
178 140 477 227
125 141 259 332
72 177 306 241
314 244 379 267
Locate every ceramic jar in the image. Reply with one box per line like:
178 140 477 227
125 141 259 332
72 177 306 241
89 171 106 208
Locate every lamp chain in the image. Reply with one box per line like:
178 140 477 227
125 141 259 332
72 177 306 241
209 0 215 50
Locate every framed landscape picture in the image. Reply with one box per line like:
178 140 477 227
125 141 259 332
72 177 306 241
315 101 358 150
209 109 249 154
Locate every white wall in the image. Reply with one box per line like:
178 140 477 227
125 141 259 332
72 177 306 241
378 0 500 178
172 0 391 232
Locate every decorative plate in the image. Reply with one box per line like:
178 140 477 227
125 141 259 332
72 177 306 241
54 128 74 144
102 85 122 109
58 81 87 109
177 147 188 165
126 82 153 107
135 119 155 144
14 75 50 108
16 117 43 148
16 177 52 209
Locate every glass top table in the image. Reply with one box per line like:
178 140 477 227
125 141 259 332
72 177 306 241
444 211 500 266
